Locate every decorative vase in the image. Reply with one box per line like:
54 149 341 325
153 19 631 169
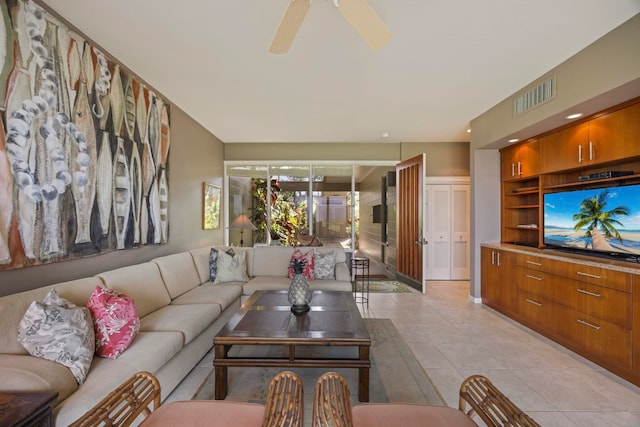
288 272 312 315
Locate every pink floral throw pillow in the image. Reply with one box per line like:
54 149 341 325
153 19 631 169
287 248 315 281
87 286 140 359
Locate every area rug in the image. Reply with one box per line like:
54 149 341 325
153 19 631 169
355 279 418 293
193 319 443 423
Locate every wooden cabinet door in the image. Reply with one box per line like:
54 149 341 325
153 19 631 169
501 140 539 180
481 248 516 314
539 123 589 173
481 247 498 305
496 250 517 313
589 102 640 165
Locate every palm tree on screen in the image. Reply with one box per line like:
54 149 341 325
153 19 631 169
572 190 629 250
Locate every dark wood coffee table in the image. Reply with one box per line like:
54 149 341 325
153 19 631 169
213 290 371 401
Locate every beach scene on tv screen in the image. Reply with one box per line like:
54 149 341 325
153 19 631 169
544 186 640 255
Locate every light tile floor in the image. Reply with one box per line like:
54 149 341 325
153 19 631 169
167 281 640 426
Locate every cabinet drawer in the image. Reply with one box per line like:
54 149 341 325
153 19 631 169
517 294 555 332
579 314 632 370
516 268 555 300
566 263 631 293
556 308 632 370
516 254 549 271
555 281 631 328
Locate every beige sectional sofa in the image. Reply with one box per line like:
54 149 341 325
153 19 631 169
0 245 351 425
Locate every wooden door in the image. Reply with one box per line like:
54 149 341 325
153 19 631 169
396 154 425 290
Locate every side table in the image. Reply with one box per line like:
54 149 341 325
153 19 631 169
0 392 58 427
351 257 370 304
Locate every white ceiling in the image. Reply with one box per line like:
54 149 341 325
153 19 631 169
41 0 640 144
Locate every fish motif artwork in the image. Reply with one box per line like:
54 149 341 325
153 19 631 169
0 0 170 271
112 137 131 250
95 132 113 236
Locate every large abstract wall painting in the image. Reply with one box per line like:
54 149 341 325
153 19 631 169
0 0 171 271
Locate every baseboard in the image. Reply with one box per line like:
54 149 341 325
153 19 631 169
468 295 483 304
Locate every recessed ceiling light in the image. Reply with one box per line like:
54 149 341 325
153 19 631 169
566 113 583 119
381 132 390 139
467 128 471 133
508 138 519 143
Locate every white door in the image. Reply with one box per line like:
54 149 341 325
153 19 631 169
451 185 470 280
425 185 451 280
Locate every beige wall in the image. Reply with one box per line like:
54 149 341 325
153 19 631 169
224 142 400 161
401 141 470 176
0 106 225 297
225 141 470 177
468 13 640 299
472 14 640 150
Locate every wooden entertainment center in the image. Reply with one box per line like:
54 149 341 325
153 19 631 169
482 96 640 387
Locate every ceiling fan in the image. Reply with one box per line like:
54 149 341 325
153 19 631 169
269 0 392 54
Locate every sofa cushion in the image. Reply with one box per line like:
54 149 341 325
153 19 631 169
0 354 78 405
214 250 249 283
0 278 99 355
171 283 242 310
314 250 336 279
287 248 314 281
252 246 295 276
153 252 202 299
97 263 171 318
140 304 221 345
55 356 139 426
191 246 255 283
87 286 140 359
18 290 95 384
309 280 353 292
242 276 292 296
111 331 183 373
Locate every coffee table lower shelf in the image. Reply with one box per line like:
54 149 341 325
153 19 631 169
213 342 370 401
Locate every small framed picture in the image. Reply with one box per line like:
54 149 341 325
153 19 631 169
203 183 221 229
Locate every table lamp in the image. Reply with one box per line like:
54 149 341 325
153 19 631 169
229 214 256 247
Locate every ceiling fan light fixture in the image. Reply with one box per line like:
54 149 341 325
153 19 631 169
269 0 391 54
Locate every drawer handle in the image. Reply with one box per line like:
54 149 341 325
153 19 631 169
576 271 601 279
577 289 601 298
526 274 542 281
526 299 542 307
577 319 601 330
526 261 542 266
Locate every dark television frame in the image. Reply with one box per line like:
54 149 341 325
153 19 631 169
542 182 640 263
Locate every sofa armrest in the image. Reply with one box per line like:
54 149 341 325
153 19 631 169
334 262 350 281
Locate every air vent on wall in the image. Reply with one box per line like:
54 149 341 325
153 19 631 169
513 76 555 116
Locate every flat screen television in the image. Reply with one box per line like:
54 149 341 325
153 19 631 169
543 183 640 260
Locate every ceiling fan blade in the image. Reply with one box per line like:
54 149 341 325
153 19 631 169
337 0 391 51
269 0 312 54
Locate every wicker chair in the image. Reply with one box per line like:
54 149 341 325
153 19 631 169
262 371 305 427
312 372 354 427
459 374 541 427
70 371 161 427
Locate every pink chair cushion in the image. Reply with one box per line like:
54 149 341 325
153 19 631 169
352 403 478 427
140 401 265 427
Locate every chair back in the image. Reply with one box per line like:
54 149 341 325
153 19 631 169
459 375 541 427
70 371 161 427
312 372 354 427
262 371 304 427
